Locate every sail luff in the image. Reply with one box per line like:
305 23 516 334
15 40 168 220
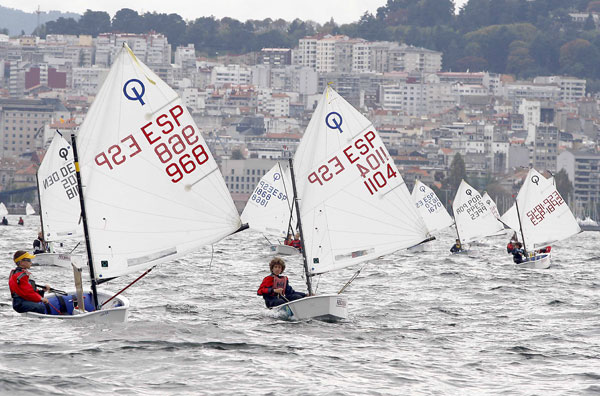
71 135 100 309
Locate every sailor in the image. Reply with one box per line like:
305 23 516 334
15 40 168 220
8 250 51 314
511 242 524 264
33 232 49 254
283 233 293 246
450 239 463 253
290 233 302 251
18 217 24 226
507 232 518 253
536 246 551 254
257 257 307 308
1 216 7 225
506 240 515 254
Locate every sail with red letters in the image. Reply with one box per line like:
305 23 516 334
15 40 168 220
75 44 241 281
500 168 580 249
241 162 295 238
292 87 429 275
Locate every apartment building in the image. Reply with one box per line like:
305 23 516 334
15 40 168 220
558 150 600 215
0 98 68 157
211 64 252 86
533 76 586 103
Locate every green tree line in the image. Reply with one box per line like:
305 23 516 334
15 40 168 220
33 1 600 91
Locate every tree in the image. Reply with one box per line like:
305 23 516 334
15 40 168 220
231 149 244 159
78 10 111 37
559 38 600 78
584 14 596 31
112 9 144 33
447 153 466 192
454 56 488 71
45 17 80 35
554 168 573 204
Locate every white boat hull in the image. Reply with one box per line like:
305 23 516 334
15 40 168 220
274 294 348 321
23 291 129 323
269 244 299 255
517 253 551 269
32 253 72 268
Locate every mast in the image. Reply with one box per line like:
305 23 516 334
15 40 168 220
514 196 527 256
454 220 462 246
278 162 295 238
35 173 44 239
288 158 313 295
71 134 100 309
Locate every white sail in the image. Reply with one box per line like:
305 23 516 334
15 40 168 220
241 163 295 238
293 87 429 275
452 180 504 243
76 45 241 281
0 202 7 216
25 203 35 215
500 172 551 234
482 193 501 219
507 168 580 249
411 180 454 234
37 133 83 240
500 204 519 232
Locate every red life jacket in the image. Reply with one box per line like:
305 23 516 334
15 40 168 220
8 267 39 301
272 275 287 292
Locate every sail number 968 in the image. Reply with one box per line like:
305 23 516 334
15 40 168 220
93 105 210 183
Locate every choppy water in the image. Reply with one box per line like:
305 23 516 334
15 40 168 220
1 215 599 395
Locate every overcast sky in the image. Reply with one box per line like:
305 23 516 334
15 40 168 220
3 0 469 24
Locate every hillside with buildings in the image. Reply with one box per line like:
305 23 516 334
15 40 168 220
0 2 600 219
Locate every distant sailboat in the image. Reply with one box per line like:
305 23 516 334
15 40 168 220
0 202 8 217
409 180 453 251
274 86 429 321
452 180 504 252
482 192 501 220
24 44 244 322
500 168 580 269
25 203 35 215
241 162 298 255
34 132 83 268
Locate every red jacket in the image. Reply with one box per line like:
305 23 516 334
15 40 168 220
257 274 288 296
8 267 42 302
290 239 301 249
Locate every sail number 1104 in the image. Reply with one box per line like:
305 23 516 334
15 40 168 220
306 130 398 196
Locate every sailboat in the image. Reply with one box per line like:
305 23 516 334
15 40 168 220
500 168 580 269
23 44 243 322
452 180 504 252
25 203 35 215
410 180 453 251
33 132 83 268
241 162 298 255
273 86 430 321
482 192 501 220
0 202 8 223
